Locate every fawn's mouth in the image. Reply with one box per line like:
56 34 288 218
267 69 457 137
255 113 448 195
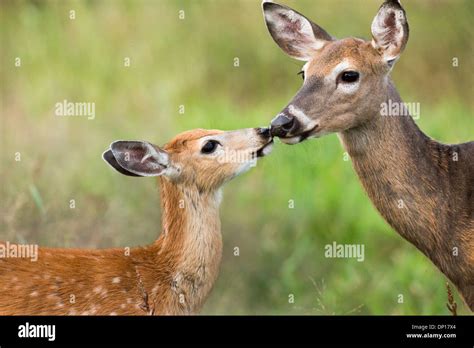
256 140 274 157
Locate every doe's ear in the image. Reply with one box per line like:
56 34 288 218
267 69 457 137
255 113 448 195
371 0 409 66
262 1 333 61
103 141 169 177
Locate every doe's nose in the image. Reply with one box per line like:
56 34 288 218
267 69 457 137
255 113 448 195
270 114 294 137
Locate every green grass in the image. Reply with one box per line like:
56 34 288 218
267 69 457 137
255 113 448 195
1 0 472 314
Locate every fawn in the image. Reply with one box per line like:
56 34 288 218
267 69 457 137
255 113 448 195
263 0 474 310
0 128 273 315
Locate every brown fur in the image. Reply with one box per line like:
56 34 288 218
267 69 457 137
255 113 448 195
264 1 474 310
0 128 271 315
340 84 474 311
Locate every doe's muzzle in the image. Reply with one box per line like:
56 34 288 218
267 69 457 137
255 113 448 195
270 114 295 137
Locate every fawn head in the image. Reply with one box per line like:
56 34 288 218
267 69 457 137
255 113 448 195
103 128 273 191
263 0 409 143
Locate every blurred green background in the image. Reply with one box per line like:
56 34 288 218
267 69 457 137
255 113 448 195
1 0 473 314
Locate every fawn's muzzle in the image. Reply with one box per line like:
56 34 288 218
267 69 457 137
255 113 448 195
255 127 274 157
256 127 271 139
270 114 295 137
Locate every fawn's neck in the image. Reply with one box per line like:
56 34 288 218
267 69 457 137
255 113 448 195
153 178 223 312
339 81 460 280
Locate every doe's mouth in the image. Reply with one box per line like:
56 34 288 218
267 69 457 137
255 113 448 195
279 124 320 145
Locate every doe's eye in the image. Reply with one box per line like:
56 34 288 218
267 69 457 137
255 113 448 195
340 71 360 83
201 140 220 154
297 70 305 80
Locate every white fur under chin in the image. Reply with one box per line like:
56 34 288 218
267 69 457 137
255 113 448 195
214 189 223 206
280 136 302 145
261 142 274 156
235 161 254 176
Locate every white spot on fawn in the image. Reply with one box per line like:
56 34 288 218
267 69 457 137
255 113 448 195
93 286 103 294
112 277 121 284
30 291 38 297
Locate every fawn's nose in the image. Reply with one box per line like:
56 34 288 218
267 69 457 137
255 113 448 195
256 127 271 139
270 114 295 137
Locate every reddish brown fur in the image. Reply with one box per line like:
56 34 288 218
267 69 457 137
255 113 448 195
0 128 271 315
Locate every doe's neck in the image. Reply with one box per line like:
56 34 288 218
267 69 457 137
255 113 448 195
338 82 451 266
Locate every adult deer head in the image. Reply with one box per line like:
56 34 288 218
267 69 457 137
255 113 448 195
263 0 409 143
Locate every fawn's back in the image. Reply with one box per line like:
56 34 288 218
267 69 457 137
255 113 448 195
0 246 152 315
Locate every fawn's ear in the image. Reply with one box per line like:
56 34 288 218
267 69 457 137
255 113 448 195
103 141 169 177
103 148 141 177
262 1 333 61
371 0 409 66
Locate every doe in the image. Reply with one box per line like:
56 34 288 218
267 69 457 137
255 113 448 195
263 0 474 310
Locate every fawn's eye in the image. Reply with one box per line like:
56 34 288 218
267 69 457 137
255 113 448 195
201 140 220 154
340 71 360 83
297 70 305 80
